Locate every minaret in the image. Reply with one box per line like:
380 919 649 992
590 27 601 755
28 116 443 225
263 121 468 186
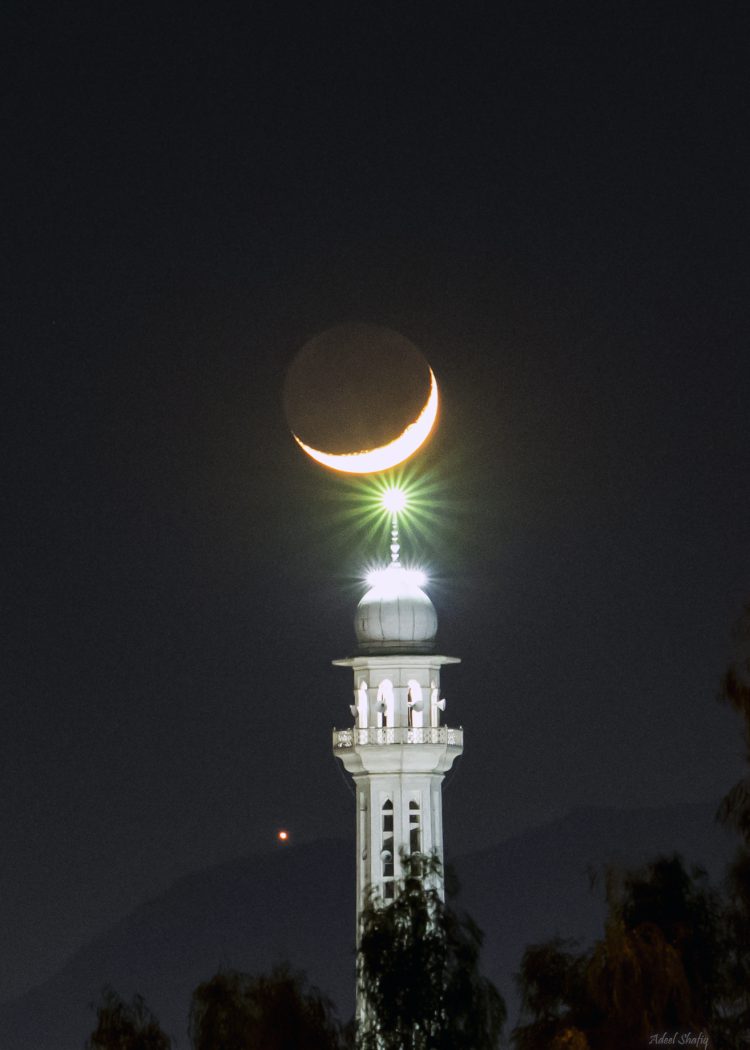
332 490 463 932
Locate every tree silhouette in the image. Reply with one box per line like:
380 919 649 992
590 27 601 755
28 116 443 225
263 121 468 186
512 939 591 1050
717 603 750 839
356 852 505 1050
513 857 721 1050
514 602 750 1050
719 848 750 1047
716 603 750 1047
86 987 171 1050
621 855 723 1027
188 964 347 1050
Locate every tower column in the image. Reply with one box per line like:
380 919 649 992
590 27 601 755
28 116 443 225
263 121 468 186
331 493 465 1021
333 655 463 926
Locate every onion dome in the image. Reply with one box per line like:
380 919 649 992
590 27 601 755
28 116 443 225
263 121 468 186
355 563 437 654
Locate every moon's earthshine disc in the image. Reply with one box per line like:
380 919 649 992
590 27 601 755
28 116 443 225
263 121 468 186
284 324 438 474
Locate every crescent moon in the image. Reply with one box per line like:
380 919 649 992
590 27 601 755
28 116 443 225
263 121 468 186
293 369 439 474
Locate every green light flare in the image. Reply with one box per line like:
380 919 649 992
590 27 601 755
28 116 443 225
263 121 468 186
324 464 442 558
381 486 407 515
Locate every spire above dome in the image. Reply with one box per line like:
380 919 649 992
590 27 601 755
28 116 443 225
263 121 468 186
353 487 437 653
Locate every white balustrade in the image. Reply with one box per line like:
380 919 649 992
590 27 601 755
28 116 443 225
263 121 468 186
332 726 463 749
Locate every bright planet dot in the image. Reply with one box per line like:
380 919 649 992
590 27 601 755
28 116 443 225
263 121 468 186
382 487 407 514
278 830 289 841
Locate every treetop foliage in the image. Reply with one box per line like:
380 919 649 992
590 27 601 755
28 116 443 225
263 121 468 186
513 855 725 1050
86 987 171 1050
357 851 505 1050
188 963 347 1050
717 604 750 841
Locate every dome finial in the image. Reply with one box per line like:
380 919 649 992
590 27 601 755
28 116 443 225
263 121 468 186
355 487 436 653
381 487 407 565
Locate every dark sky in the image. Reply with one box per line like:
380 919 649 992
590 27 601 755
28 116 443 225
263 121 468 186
3 1 749 1004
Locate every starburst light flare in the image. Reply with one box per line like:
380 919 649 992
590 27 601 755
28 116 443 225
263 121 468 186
365 566 427 591
381 487 407 515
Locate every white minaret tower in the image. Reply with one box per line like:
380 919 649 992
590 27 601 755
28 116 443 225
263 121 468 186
332 489 463 930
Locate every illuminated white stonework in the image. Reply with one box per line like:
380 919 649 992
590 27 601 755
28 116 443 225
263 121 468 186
355 563 438 653
332 559 463 934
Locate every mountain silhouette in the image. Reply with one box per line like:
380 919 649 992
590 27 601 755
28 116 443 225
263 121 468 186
0 801 732 1049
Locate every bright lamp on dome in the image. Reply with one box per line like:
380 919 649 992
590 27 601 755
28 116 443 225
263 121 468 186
382 487 407 515
365 564 427 593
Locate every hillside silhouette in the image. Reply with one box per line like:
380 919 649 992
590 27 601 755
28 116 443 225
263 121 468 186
0 801 731 1049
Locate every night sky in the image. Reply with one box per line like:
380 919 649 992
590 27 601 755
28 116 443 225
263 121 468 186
3 2 749 1005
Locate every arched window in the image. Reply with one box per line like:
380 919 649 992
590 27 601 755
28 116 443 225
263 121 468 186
381 799 395 899
376 680 394 728
357 680 368 729
407 680 424 729
409 798 421 856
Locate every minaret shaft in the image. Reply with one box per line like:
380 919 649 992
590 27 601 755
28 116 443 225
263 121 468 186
332 654 462 924
351 772 446 921
331 501 464 1021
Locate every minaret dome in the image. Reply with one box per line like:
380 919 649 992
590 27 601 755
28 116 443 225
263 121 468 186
355 564 437 653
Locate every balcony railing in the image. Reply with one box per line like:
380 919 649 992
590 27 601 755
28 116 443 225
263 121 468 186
332 726 463 749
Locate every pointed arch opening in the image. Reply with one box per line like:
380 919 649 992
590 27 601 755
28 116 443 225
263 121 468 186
407 680 424 729
409 798 422 854
381 799 395 899
376 679 395 728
